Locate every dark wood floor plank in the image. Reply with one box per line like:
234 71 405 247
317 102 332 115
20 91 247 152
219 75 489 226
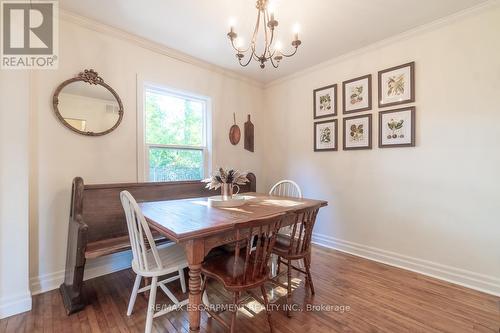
1 246 499 333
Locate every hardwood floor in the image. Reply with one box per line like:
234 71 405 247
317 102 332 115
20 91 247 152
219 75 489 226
1 246 499 333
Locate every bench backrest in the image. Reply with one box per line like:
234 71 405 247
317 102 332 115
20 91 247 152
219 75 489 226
70 174 256 243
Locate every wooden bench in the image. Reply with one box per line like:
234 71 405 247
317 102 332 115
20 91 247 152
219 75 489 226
59 174 256 315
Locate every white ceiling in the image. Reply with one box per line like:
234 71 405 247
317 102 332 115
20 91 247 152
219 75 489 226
60 0 488 83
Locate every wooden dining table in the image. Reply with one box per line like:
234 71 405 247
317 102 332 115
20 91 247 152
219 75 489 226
139 192 327 332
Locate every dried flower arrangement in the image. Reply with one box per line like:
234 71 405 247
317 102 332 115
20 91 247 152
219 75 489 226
202 168 249 190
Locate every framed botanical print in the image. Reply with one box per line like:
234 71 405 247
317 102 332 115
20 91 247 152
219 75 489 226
342 74 372 114
313 84 337 118
378 62 415 108
343 114 372 150
314 119 338 151
379 107 415 148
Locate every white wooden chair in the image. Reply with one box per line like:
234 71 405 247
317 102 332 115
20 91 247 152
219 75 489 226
269 180 304 275
269 180 302 198
120 191 189 333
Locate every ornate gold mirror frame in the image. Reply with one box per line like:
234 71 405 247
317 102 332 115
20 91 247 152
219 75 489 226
52 69 124 136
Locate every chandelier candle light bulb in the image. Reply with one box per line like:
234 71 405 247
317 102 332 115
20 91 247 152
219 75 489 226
226 0 301 68
227 17 237 40
293 23 300 40
274 40 283 62
268 1 276 22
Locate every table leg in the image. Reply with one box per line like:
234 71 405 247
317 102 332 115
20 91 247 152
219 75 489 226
185 239 205 332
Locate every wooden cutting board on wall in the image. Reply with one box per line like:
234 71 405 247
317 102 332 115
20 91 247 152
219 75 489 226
244 114 254 152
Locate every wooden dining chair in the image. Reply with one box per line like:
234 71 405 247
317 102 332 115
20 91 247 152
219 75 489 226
268 180 304 273
271 207 319 317
120 191 189 333
269 180 302 198
201 213 284 333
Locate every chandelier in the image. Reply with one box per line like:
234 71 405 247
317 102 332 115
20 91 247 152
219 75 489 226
227 0 302 69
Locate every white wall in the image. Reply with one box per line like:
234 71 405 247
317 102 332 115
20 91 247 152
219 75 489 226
263 6 500 295
0 71 32 318
29 16 265 293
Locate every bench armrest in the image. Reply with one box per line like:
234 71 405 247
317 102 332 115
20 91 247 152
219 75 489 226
60 213 89 314
63 214 88 285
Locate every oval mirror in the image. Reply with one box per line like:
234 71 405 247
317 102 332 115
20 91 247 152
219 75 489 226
53 69 124 136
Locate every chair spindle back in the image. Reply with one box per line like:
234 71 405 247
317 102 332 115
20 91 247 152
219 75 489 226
120 191 163 272
269 180 302 198
230 214 284 283
286 208 319 256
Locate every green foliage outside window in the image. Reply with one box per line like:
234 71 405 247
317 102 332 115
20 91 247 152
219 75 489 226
145 90 205 181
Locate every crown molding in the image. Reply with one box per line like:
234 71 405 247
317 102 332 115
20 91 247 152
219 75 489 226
59 9 264 89
265 0 500 89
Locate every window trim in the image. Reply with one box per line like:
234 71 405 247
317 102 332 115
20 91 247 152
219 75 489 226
137 77 212 182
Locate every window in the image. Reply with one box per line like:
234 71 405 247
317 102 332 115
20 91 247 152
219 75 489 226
143 86 209 182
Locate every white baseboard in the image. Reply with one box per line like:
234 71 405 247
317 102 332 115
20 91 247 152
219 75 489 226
30 250 133 295
0 292 32 319
312 233 500 297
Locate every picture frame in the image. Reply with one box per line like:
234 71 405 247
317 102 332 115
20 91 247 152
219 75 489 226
379 107 416 148
378 62 415 108
342 74 372 114
343 114 372 150
314 119 338 152
313 84 337 119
